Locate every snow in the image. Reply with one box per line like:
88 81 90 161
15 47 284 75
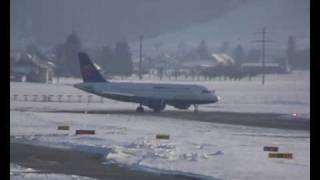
10 71 310 179
10 164 96 180
11 71 310 117
11 110 310 180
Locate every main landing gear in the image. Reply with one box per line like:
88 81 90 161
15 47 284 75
136 104 144 113
193 104 199 113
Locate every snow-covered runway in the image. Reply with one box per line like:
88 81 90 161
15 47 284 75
11 110 309 180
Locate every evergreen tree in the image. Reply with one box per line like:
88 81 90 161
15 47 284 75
197 40 210 59
114 41 133 77
286 35 297 69
231 44 246 66
100 46 115 75
64 32 82 77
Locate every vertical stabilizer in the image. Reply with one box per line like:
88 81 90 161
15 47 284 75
78 52 107 83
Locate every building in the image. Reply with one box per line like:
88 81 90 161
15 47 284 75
11 53 55 83
241 61 291 74
181 53 235 69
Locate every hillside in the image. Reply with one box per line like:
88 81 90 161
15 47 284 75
134 0 309 56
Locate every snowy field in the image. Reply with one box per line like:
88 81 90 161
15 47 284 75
11 71 310 116
10 71 310 180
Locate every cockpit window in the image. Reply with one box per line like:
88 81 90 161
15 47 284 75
202 90 210 93
202 90 215 93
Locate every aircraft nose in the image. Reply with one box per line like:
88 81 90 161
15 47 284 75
211 94 219 103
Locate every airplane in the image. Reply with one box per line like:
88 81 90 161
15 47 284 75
73 52 219 112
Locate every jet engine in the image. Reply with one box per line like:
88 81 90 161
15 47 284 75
169 103 191 109
145 100 166 112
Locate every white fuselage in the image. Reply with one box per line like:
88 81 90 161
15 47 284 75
74 81 218 107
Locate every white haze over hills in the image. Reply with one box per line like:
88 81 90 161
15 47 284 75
10 0 243 50
131 0 309 56
11 0 309 54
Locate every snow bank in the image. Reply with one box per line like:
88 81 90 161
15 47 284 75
10 164 96 180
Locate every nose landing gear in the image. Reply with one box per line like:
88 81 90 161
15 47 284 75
136 105 144 113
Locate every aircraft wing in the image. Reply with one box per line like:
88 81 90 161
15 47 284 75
101 91 135 97
100 91 155 103
100 91 146 103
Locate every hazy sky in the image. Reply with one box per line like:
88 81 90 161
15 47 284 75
11 0 309 53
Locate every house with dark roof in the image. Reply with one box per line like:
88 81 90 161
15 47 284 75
11 53 55 83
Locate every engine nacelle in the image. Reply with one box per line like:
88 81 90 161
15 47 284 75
170 103 191 109
148 104 166 111
144 100 166 111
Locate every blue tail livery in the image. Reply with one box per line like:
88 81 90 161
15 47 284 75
78 52 107 83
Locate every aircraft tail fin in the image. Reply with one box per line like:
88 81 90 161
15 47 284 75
78 52 107 83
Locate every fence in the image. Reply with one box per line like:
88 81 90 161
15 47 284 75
11 94 104 103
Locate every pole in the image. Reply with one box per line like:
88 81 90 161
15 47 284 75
252 27 273 85
139 35 143 80
262 27 266 85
